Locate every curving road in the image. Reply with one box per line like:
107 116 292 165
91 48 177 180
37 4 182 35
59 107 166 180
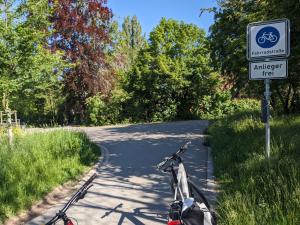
27 120 214 225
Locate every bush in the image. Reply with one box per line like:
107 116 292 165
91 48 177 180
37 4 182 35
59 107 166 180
0 130 99 223
86 95 107 125
86 88 130 126
198 90 260 119
208 112 300 224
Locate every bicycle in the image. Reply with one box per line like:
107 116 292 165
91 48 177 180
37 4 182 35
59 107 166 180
257 32 278 44
44 173 97 225
157 142 217 225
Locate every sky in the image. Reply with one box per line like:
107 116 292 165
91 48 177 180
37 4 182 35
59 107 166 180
107 0 218 36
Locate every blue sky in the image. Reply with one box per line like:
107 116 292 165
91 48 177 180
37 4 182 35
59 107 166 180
107 0 218 36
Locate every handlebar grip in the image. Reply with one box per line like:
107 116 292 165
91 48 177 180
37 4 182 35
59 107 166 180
86 173 97 185
182 141 191 150
81 173 97 190
157 159 168 170
177 141 191 154
156 141 191 171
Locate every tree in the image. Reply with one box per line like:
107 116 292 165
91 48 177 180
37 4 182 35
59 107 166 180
50 0 113 123
208 0 300 113
263 0 300 113
89 16 146 124
125 18 216 121
118 16 146 72
108 16 146 77
0 0 66 123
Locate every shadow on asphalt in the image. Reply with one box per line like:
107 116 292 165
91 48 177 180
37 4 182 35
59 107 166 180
76 202 167 225
83 121 216 224
27 121 216 225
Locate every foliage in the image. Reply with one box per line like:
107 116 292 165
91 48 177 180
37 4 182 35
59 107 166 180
0 126 24 138
208 0 300 114
50 0 114 123
124 18 216 122
198 91 260 119
208 112 300 224
112 16 146 74
91 16 146 126
86 95 106 125
0 130 99 223
0 0 67 123
86 88 130 125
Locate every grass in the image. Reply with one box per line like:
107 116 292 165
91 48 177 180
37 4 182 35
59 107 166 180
208 111 300 225
0 130 100 224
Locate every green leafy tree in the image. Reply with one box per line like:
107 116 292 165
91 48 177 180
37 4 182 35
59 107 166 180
110 16 146 74
208 0 300 113
263 0 300 113
125 18 216 121
92 16 146 124
0 0 66 124
119 16 146 71
208 0 263 97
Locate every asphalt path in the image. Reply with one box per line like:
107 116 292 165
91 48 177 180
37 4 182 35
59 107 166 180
27 120 212 225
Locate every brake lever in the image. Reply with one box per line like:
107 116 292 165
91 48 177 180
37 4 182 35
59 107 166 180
162 166 173 173
76 184 93 202
157 156 170 170
177 141 192 155
86 184 94 190
157 161 164 169
157 142 191 171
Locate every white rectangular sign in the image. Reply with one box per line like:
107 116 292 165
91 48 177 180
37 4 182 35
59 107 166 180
249 60 288 80
247 19 290 60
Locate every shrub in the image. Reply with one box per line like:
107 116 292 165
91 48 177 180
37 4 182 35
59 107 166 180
198 90 260 119
86 95 107 125
86 88 130 126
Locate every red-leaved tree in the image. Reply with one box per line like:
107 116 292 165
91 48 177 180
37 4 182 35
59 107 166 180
50 0 113 123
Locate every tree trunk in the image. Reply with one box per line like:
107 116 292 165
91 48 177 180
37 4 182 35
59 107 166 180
275 85 286 113
7 110 13 146
284 83 292 114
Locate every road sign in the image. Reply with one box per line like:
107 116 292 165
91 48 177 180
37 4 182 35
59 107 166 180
249 59 288 80
247 19 290 159
247 19 290 60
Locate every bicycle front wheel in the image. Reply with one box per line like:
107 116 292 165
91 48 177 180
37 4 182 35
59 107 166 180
188 180 210 210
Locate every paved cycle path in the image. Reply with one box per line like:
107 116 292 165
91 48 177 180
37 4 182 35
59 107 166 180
27 121 213 225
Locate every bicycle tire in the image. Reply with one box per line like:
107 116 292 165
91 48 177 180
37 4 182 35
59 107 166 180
187 180 211 210
270 35 278 43
188 180 217 225
170 179 210 209
258 36 266 44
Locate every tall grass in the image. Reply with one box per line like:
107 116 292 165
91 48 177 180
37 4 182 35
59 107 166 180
208 111 300 225
0 130 99 223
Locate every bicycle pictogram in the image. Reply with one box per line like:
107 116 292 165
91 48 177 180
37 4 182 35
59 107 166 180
257 32 278 44
256 26 280 48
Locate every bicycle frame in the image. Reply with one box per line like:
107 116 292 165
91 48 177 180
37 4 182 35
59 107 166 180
157 142 216 225
169 157 195 216
258 32 278 44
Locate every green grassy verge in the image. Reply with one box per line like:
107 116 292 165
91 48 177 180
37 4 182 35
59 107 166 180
208 111 300 225
0 130 99 223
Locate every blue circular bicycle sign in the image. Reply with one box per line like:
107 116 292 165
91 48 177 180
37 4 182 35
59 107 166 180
256 26 280 48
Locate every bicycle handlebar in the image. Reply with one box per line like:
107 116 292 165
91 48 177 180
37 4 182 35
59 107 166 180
157 141 191 170
45 173 97 225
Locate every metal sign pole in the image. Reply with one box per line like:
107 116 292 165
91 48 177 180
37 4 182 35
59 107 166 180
247 19 289 159
264 79 271 158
